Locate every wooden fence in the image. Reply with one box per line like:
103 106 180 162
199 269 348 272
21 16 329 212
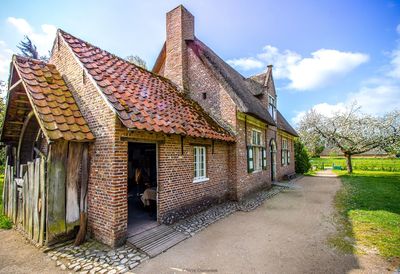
2 157 46 245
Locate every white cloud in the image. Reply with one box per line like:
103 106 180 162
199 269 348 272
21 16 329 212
287 49 369 90
7 17 56 56
258 46 369 90
7 17 33 34
388 48 400 78
0 40 14 80
227 57 264 71
292 102 346 124
228 44 368 91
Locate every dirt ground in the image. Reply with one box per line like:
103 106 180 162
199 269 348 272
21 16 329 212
0 175 394 274
0 229 62 274
136 175 393 274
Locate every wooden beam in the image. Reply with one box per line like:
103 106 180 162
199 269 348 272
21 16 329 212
8 79 22 92
189 142 212 147
120 136 165 144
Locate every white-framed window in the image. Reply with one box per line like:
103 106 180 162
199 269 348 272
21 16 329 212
282 138 289 165
193 146 208 182
268 95 277 121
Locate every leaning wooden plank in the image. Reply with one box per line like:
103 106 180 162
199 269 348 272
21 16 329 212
2 157 8 215
46 141 68 244
39 157 46 246
6 166 11 217
15 178 24 227
10 166 16 222
66 142 83 232
33 158 41 243
74 144 89 246
2 164 8 215
23 167 28 233
28 162 34 239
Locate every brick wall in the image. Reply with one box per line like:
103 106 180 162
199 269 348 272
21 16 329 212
234 118 271 199
186 46 237 132
50 34 124 246
115 123 231 222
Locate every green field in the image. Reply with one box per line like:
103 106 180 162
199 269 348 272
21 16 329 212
330 171 400 260
0 174 12 229
311 157 400 172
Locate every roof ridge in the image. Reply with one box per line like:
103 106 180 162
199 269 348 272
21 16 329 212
13 54 48 65
58 29 183 91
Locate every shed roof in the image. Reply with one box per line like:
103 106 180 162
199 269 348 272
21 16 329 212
59 30 234 142
1 55 95 143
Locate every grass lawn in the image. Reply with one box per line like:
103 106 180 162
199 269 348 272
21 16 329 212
330 170 400 260
311 157 400 172
0 174 12 229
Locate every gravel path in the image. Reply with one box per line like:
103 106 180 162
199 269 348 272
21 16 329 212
136 175 393 274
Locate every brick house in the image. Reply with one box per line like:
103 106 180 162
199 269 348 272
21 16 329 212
1 5 297 247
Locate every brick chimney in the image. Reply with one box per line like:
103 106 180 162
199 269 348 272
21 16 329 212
164 5 194 91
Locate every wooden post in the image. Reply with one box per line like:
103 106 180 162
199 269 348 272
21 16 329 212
33 158 40 242
2 156 8 215
12 166 17 223
2 162 8 215
39 157 46 245
23 166 28 232
28 162 34 239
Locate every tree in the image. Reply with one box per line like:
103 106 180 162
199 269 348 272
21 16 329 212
18 36 39 59
17 36 49 61
294 140 311 173
126 55 147 69
298 104 400 173
0 80 6 167
298 129 325 157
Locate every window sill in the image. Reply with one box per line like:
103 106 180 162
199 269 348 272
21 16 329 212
193 177 210 183
252 169 262 174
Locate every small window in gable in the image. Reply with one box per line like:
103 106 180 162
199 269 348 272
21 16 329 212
268 95 277 121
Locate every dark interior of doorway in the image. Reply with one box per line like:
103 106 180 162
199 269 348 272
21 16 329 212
127 142 158 237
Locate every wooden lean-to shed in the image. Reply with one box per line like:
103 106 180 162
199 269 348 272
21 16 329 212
1 55 95 246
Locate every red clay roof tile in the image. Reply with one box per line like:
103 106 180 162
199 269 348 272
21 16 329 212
59 30 234 142
13 55 95 142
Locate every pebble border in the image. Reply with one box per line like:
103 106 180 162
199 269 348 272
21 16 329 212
47 240 148 274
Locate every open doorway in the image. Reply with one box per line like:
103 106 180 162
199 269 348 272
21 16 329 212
127 142 158 236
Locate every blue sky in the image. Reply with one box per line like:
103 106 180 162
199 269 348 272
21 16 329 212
0 0 399 124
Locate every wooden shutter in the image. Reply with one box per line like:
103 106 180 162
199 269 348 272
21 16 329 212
262 147 267 170
247 146 254 173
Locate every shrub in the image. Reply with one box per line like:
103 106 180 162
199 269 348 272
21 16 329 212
295 140 311 174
